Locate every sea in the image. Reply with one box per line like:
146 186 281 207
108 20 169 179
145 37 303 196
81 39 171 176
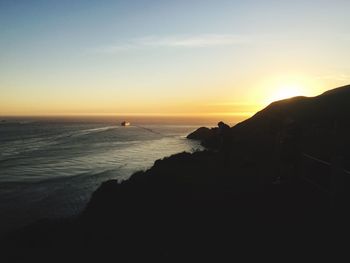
0 117 224 235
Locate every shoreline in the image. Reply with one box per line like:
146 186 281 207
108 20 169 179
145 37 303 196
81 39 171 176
3 85 350 261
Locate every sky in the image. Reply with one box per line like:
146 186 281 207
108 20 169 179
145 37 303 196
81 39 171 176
1 0 350 118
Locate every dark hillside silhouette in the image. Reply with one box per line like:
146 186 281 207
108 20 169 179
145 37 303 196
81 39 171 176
3 85 350 262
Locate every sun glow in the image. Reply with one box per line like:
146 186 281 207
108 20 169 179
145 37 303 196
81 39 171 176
270 84 304 102
259 74 333 106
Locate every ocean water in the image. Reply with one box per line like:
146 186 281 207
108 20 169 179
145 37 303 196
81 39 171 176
0 119 204 234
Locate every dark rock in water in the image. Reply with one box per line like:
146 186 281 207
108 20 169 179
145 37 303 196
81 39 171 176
187 121 230 149
186 126 213 140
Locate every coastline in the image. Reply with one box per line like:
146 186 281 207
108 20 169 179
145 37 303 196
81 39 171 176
3 85 350 261
0 124 203 236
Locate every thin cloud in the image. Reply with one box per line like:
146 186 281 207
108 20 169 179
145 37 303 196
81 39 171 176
91 34 250 54
139 34 249 47
315 74 350 82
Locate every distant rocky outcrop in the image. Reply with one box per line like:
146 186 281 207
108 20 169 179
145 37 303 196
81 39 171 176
187 126 213 140
187 121 231 149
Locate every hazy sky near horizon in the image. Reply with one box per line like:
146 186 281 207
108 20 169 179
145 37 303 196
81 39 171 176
1 0 350 117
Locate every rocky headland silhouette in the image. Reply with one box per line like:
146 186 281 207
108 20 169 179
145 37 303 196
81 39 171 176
3 85 350 262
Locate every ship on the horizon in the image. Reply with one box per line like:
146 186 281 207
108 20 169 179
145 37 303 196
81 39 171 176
121 121 130 126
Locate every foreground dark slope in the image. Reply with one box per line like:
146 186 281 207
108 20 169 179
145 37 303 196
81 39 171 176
4 85 350 262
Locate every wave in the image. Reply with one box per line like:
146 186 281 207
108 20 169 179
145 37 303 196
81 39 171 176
134 125 163 135
39 166 124 185
72 126 118 137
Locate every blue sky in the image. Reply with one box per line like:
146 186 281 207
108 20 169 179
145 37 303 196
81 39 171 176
1 0 350 116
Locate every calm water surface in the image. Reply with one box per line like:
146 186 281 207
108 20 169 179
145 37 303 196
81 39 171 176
0 119 205 234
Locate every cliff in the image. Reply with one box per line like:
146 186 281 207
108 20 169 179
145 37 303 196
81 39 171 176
189 85 350 164
3 85 350 262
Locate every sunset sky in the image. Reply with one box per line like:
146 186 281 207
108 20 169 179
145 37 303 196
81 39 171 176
1 0 350 118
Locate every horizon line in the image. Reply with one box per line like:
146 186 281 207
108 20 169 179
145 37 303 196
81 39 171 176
0 112 254 118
